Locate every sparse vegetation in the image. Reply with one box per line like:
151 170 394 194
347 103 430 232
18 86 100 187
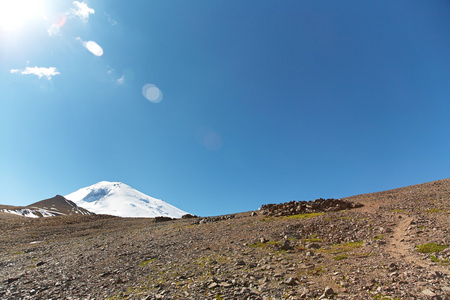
416 242 447 253
139 258 157 266
248 241 267 248
430 255 449 265
267 240 282 246
282 212 324 220
425 208 444 213
333 254 348 260
305 237 323 243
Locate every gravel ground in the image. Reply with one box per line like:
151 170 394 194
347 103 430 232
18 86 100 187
0 178 449 299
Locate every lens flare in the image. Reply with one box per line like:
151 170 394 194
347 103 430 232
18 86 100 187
54 13 66 28
85 41 104 56
195 127 223 151
142 84 163 103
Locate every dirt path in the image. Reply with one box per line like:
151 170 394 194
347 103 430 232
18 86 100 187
387 214 450 276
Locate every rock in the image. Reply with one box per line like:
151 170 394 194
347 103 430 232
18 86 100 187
208 282 218 289
318 286 336 299
181 214 198 219
6 277 20 284
100 271 112 278
422 289 437 297
323 286 335 295
388 262 398 270
280 240 293 250
154 216 174 223
283 277 297 285
306 243 321 249
220 282 233 288
260 198 363 216
235 260 246 266
431 271 443 279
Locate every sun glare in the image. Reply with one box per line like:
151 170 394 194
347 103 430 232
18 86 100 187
0 0 45 32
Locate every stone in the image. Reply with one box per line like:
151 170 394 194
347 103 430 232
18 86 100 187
220 282 233 288
422 289 437 297
281 241 293 250
235 260 246 266
6 277 20 284
283 277 297 285
208 282 218 289
388 262 398 270
306 243 321 249
323 286 335 295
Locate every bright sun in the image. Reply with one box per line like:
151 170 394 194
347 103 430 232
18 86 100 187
0 0 45 32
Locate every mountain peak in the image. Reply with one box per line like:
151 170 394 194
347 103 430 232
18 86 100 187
65 182 188 218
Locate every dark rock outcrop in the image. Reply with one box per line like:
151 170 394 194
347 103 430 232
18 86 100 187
260 198 363 216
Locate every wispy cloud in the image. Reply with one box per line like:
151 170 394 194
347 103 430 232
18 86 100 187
70 1 94 22
107 66 114 75
117 75 125 85
10 67 61 80
106 66 125 85
47 24 61 36
104 12 117 26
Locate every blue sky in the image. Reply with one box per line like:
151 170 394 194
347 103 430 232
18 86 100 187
1 0 449 216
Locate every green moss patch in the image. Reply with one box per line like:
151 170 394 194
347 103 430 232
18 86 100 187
416 243 447 253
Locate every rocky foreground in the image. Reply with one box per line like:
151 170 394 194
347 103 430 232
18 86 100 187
0 179 449 299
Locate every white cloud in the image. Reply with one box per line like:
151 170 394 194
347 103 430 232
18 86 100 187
10 67 61 80
117 75 125 85
70 1 94 22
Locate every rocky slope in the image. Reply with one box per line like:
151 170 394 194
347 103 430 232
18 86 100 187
0 178 449 299
0 195 93 218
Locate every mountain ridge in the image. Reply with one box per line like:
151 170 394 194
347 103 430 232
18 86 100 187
0 195 93 218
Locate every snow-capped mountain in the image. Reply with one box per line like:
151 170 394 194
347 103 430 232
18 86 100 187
64 181 188 218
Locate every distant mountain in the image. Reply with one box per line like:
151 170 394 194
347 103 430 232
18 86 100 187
64 181 188 218
0 195 94 218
